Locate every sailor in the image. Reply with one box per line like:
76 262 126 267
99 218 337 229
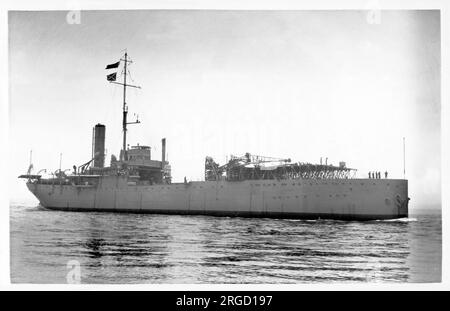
385 171 388 178
184 176 187 184
368 172 371 179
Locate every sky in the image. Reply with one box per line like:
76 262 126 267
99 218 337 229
9 10 441 209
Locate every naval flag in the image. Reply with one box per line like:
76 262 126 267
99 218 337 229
105 61 120 69
106 72 117 81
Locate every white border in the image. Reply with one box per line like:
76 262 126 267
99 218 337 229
0 0 448 291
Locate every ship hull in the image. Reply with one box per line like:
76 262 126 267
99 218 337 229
27 178 409 220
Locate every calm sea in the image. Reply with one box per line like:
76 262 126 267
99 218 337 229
10 202 441 284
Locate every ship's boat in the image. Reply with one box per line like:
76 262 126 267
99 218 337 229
19 53 409 220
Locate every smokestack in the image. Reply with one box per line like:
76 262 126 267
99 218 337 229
161 138 166 168
93 124 106 168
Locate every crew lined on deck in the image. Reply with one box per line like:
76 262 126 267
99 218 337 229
369 171 388 179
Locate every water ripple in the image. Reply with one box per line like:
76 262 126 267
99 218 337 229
10 204 441 283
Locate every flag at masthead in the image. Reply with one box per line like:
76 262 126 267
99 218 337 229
106 52 142 161
105 61 120 69
106 72 117 81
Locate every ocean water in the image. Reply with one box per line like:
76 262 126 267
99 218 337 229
10 203 441 284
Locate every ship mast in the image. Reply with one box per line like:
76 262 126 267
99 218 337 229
109 51 141 161
122 53 127 157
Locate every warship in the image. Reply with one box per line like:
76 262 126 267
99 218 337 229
19 52 409 220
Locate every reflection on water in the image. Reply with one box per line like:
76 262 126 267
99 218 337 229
10 204 441 283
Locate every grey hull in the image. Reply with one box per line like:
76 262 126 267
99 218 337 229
27 177 409 221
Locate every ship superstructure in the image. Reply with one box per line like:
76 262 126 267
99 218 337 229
19 52 409 220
